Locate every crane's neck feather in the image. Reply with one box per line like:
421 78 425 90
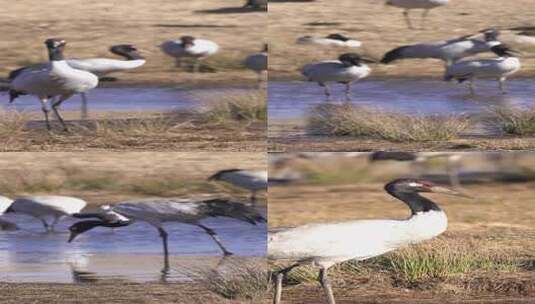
385 185 441 215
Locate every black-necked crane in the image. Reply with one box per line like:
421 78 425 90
68 197 266 270
8 38 98 131
4 196 87 232
385 0 449 29
296 34 362 48
269 178 469 304
444 44 521 95
369 152 463 188
302 53 374 101
208 169 268 206
160 36 220 72
245 44 268 88
381 29 501 67
9 44 146 119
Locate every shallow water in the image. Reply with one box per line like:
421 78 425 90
268 80 535 119
0 87 249 113
0 214 266 283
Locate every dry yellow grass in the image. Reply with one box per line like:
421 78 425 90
307 104 470 142
0 108 266 151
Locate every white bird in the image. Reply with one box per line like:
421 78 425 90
4 196 87 232
68 198 266 261
160 36 220 72
0 196 17 231
444 44 521 95
9 44 145 119
245 44 268 87
385 0 449 29
381 29 501 67
269 178 469 304
208 169 268 206
303 53 374 100
296 34 362 48
9 38 99 131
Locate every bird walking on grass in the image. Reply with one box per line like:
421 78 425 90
296 34 362 48
245 44 268 88
269 178 470 304
160 36 219 72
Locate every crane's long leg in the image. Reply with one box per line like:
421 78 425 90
196 224 233 256
320 83 331 101
319 268 336 304
257 72 264 90
39 98 52 131
467 79 475 95
193 58 201 73
157 227 170 273
274 272 283 304
39 218 50 232
51 94 73 131
499 77 507 94
272 263 300 304
403 10 414 29
344 82 352 102
80 93 88 120
50 216 62 232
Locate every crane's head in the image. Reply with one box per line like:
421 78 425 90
490 44 520 57
109 44 144 60
68 220 104 243
338 53 376 67
386 178 471 198
482 28 500 42
180 36 196 48
327 33 350 42
44 38 66 61
45 38 66 50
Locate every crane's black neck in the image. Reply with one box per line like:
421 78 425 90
385 183 442 216
71 219 130 235
48 47 65 61
116 50 144 60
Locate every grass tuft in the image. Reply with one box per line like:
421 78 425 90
200 91 266 125
195 262 270 301
0 110 30 151
273 238 520 288
307 104 470 142
492 107 535 135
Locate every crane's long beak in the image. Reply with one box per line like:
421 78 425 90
429 185 473 198
68 231 79 243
